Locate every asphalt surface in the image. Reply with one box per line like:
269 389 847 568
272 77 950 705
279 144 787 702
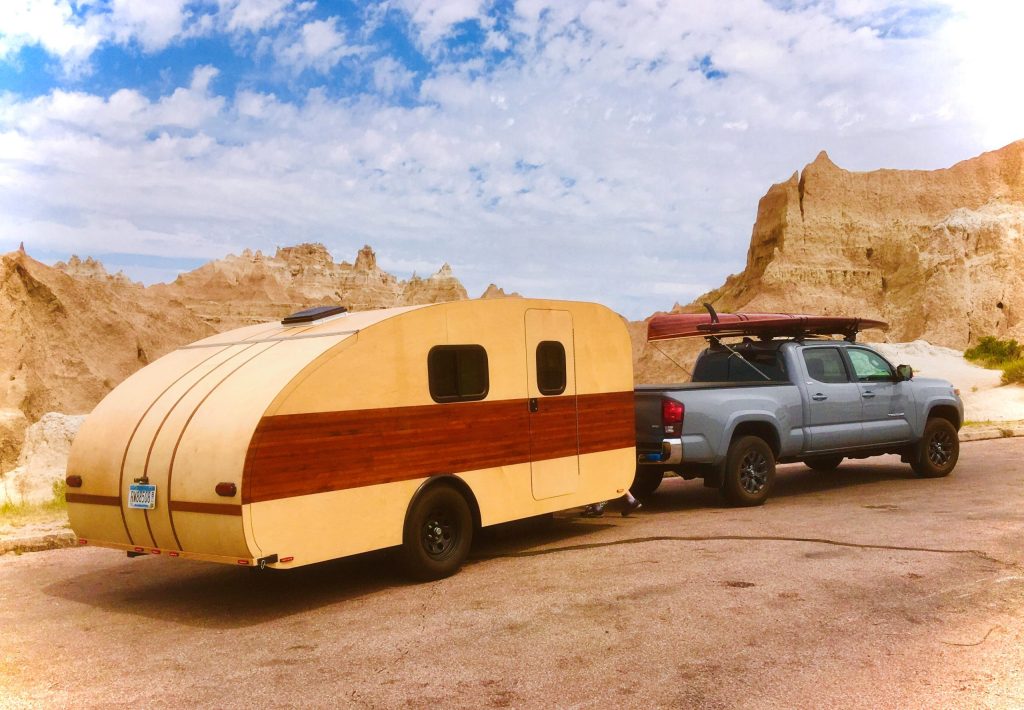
2 438 1024 709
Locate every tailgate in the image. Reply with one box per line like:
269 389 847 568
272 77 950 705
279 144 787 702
634 390 670 453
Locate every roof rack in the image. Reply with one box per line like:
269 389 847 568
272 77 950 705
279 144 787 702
647 311 888 343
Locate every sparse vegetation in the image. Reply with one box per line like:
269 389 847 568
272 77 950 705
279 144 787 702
964 336 1024 385
0 478 69 532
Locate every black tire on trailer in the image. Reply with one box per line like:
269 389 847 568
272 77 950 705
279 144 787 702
911 417 959 478
399 484 473 581
630 468 665 499
721 435 776 507
804 455 843 472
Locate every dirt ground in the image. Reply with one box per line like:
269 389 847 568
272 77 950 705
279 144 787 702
2 438 1023 709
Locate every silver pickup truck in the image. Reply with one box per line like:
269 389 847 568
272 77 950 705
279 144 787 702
634 338 964 506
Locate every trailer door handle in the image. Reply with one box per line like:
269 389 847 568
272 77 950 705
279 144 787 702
862 391 876 399
528 398 539 412
811 393 828 401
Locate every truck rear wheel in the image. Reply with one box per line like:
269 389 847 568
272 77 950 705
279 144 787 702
721 435 776 506
399 484 473 581
911 418 959 478
630 468 665 499
805 455 843 472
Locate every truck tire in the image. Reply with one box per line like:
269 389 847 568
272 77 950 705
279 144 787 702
721 435 776 506
805 455 843 472
911 418 959 478
398 484 473 581
630 468 665 499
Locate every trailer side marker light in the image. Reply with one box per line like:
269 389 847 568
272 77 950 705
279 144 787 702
237 559 250 566
168 551 180 557
66 475 83 488
78 538 88 545
150 549 160 554
134 547 144 553
215 482 237 497
279 556 294 564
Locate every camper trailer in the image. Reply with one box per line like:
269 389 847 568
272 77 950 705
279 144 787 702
65 299 635 579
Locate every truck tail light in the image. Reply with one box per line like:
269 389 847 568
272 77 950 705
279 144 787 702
662 398 684 437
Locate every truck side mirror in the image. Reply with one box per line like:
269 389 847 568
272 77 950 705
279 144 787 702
896 364 913 381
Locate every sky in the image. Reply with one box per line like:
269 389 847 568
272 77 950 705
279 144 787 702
0 1 1022 318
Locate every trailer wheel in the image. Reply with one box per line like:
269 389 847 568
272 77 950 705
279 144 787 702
721 435 776 506
399 484 473 581
630 468 665 499
911 418 959 478
804 455 843 472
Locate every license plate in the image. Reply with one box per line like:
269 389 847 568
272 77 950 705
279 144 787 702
128 483 156 510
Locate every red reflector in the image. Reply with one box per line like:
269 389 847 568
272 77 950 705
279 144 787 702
215 482 238 497
237 559 250 566
78 538 88 545
279 556 294 564
168 551 180 557
662 398 684 424
134 547 144 553
150 549 160 554
66 475 83 488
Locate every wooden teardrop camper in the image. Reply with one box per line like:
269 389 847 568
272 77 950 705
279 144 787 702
66 298 636 578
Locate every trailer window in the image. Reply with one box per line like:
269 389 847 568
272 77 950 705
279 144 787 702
536 341 567 395
428 345 489 402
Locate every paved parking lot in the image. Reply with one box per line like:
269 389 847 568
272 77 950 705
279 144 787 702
3 438 1024 708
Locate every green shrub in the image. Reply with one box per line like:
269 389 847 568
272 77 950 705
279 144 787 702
1002 359 1024 385
965 336 1022 368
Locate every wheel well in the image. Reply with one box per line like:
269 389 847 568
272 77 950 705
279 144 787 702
929 404 961 430
730 421 781 457
410 475 482 530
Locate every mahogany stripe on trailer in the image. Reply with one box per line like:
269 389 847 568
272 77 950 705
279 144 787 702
242 391 635 504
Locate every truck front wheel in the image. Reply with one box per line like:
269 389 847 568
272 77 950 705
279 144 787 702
721 436 776 506
630 468 665 499
911 418 959 478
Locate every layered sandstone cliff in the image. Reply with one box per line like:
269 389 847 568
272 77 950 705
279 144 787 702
692 140 1024 349
0 243 472 471
148 243 468 330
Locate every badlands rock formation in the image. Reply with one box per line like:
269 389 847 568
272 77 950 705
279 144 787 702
0 247 212 469
0 243 471 472
149 243 468 330
694 140 1024 349
0 413 84 506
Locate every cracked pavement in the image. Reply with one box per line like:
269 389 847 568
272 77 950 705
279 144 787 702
2 438 1023 708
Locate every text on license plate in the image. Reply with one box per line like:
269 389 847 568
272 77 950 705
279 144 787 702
128 483 156 510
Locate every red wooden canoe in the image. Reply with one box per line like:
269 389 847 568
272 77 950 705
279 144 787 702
647 312 889 342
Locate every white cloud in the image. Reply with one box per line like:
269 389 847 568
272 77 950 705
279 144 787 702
394 0 488 48
0 0 107 73
108 0 190 51
218 0 297 33
276 17 360 73
1 1 1022 318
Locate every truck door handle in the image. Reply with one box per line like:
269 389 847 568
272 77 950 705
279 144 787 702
862 391 876 399
811 393 827 401
528 398 539 412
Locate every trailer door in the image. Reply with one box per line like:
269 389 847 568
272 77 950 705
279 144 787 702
524 309 580 499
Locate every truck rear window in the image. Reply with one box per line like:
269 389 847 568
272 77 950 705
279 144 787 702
692 349 788 383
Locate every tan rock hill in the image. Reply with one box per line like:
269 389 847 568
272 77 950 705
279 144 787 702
633 139 1024 383
480 284 522 299
0 243 473 470
0 249 213 442
148 243 468 330
696 140 1024 348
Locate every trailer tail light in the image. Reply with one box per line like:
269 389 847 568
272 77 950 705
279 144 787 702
168 551 180 557
215 482 237 497
662 398 684 437
78 538 88 545
279 556 294 564
237 559 251 566
66 475 83 488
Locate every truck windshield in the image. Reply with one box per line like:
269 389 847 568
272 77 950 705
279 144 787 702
692 349 788 383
